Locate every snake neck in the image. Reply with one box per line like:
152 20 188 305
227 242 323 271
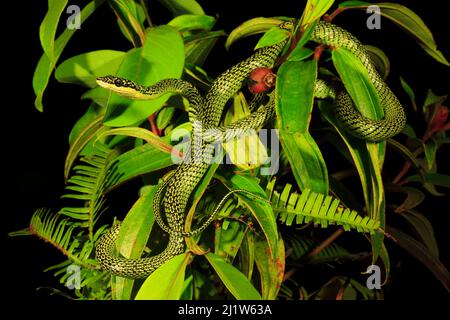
202 40 287 129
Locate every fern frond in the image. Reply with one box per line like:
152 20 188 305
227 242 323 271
60 143 113 240
25 208 97 269
265 179 380 234
286 235 369 263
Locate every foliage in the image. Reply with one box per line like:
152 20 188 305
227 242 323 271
15 0 450 299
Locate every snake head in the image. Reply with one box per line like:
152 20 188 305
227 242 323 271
96 75 141 98
96 75 127 88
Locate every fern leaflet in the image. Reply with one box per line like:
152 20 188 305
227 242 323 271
266 179 381 234
60 143 113 239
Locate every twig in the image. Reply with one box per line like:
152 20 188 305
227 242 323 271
323 7 347 23
140 0 153 28
148 113 161 136
307 228 344 258
283 267 297 281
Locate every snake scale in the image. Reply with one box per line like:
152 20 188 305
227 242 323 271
95 21 406 278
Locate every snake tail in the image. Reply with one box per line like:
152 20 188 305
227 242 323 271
95 223 184 279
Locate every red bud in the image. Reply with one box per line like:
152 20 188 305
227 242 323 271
429 105 449 132
247 67 276 94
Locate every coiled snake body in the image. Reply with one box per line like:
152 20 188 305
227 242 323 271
95 21 406 278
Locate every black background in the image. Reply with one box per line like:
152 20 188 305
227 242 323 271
4 0 449 303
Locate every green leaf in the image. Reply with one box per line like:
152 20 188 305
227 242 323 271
399 77 417 111
318 100 386 263
216 174 278 259
280 133 329 194
378 3 450 66
109 0 146 47
185 30 226 66
214 221 246 262
168 14 215 32
387 226 450 294
98 127 175 154
277 60 318 133
423 140 438 170
225 17 286 50
180 270 194 300
338 1 369 7
112 185 158 300
157 0 204 16
68 104 105 145
287 47 314 62
238 232 255 280
255 27 290 50
401 209 439 257
55 50 125 87
365 45 390 80
386 139 425 182
364 143 386 263
287 20 318 62
254 234 285 300
332 47 382 120
401 124 417 139
276 59 328 194
39 0 68 61
422 89 447 115
102 25 184 126
33 0 106 111
205 252 261 300
105 143 180 191
391 186 425 212
406 173 450 189
338 2 450 66
135 253 189 300
156 107 176 130
64 115 106 179
300 0 335 26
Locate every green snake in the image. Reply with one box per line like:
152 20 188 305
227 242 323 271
95 21 406 278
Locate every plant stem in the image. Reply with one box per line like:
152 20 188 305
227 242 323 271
148 113 161 136
283 267 297 281
393 129 432 184
323 7 347 23
140 0 153 28
314 44 326 61
307 228 344 258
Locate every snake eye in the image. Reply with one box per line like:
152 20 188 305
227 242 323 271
114 78 123 87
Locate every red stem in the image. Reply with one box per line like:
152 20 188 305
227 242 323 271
148 113 161 136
